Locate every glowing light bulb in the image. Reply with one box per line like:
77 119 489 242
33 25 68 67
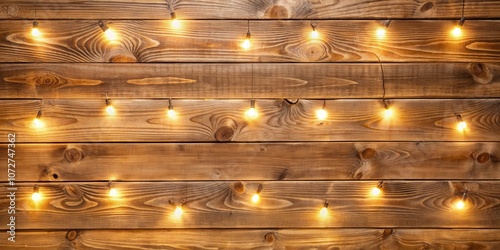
167 109 176 118
171 19 181 29
106 105 115 115
251 193 260 203
33 110 44 128
310 30 319 39
104 29 117 41
457 121 467 132
316 109 327 120
245 100 258 119
320 207 328 217
454 200 465 210
241 38 251 50
32 192 41 202
32 186 41 202
384 107 393 118
31 21 41 37
174 205 183 217
371 187 381 196
376 28 386 39
452 27 462 37
109 188 118 197
246 107 257 119
33 118 44 128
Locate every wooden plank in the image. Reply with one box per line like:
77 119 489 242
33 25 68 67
0 181 498 229
1 20 500 63
1 229 500 249
0 99 498 142
1 142 498 182
1 0 500 19
1 63 499 99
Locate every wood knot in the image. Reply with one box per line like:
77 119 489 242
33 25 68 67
66 230 78 241
64 148 83 163
214 126 235 142
361 148 376 159
264 232 276 243
382 229 393 239
110 55 137 63
264 5 289 18
476 152 490 164
33 73 68 88
4 5 21 17
469 63 493 84
277 169 288 180
233 181 245 194
420 2 434 12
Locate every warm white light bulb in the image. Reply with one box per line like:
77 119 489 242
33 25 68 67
104 29 117 41
167 109 176 118
109 188 118 197
371 187 382 196
106 105 115 115
376 28 386 39
31 27 41 37
320 207 328 217
32 192 41 202
452 27 462 37
252 193 260 203
174 205 183 217
171 19 181 29
241 38 251 49
246 107 258 119
454 200 465 210
384 107 393 118
316 109 327 120
33 118 44 128
457 121 467 132
310 30 319 39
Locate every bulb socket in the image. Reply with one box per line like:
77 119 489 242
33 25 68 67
256 184 263 194
456 114 464 122
33 185 39 193
98 20 109 32
170 11 177 20
377 180 384 189
33 21 39 28
36 110 42 119
323 201 329 208
458 16 466 27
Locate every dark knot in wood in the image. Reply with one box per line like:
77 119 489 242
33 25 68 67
264 232 276 243
66 230 78 241
361 148 376 159
233 181 245 194
382 229 393 239
476 152 490 164
470 63 493 84
265 5 289 19
64 148 83 163
214 126 235 142
420 2 434 12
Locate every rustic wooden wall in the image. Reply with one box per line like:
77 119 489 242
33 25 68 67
1 0 499 249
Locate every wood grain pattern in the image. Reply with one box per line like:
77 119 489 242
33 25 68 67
1 229 500 249
0 99 498 142
1 63 499 99
1 0 500 19
0 181 498 229
1 20 500 63
1 142 498 182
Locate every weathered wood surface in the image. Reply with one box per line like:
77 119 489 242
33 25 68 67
1 20 500 63
0 181 498 229
1 229 500 249
1 142 498 182
1 63 499 99
2 0 500 19
1 99 498 142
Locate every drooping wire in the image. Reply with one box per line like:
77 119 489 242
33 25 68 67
373 54 386 107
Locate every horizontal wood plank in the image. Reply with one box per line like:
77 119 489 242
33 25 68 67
1 142 498 182
1 0 500 19
1 20 500 63
0 99 498 142
1 63 499 99
0 181 498 229
1 229 500 249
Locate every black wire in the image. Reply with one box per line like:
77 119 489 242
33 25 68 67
462 0 465 18
373 54 386 104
